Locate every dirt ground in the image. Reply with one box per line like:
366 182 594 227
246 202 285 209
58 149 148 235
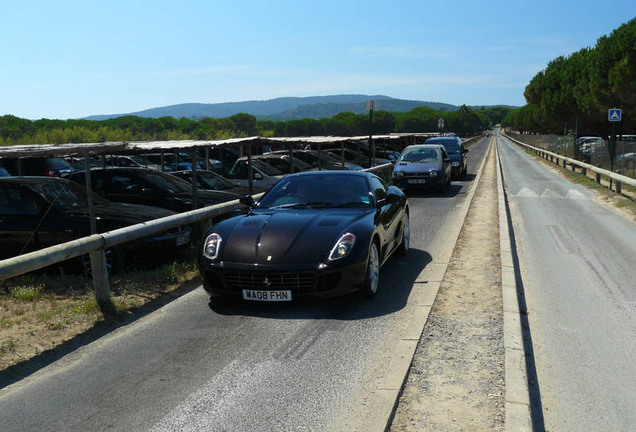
389 144 505 431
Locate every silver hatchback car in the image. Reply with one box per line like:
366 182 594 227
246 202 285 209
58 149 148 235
391 144 452 192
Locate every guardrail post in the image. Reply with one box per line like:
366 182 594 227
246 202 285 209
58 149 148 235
596 172 602 184
617 181 622 195
89 249 116 315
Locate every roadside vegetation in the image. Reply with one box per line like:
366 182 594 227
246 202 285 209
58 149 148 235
502 17 635 135
0 250 199 371
0 106 509 146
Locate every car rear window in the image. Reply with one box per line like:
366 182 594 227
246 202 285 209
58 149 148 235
45 158 73 169
31 180 108 210
425 138 461 152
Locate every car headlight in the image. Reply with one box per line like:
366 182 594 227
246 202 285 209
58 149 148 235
429 170 438 177
203 233 222 260
394 171 404 178
329 233 356 261
451 161 460 167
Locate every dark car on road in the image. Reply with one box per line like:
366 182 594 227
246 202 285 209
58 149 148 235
391 144 452 192
0 177 191 273
198 170 409 303
424 136 468 178
67 167 242 213
171 170 267 195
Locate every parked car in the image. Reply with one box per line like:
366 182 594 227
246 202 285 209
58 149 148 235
3 157 74 177
424 136 468 178
248 153 315 174
171 170 267 195
164 151 222 172
267 149 364 170
391 144 452 192
198 170 409 302
65 156 103 171
67 167 241 213
142 153 193 172
206 147 240 173
104 155 162 171
0 177 191 273
324 148 390 168
576 137 606 162
224 158 286 189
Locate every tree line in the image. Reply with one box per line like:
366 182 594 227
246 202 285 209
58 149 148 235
0 105 509 146
503 17 635 135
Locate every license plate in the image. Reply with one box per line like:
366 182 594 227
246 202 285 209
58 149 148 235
176 232 190 246
408 179 425 184
242 289 292 302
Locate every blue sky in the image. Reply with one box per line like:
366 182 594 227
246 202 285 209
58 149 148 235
2 1 635 120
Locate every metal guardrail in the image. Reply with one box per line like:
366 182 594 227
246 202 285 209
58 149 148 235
0 164 394 313
504 133 636 195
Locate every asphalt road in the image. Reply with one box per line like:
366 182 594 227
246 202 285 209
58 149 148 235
497 131 636 431
0 137 491 432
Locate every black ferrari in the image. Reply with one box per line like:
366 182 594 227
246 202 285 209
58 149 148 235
198 170 410 302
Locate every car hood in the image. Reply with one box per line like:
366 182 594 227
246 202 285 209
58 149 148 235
394 161 442 173
447 153 461 161
220 209 369 264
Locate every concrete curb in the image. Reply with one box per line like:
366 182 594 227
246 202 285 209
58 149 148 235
362 138 493 432
495 140 533 431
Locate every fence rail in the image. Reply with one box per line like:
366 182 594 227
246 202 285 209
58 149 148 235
503 131 636 195
505 131 636 179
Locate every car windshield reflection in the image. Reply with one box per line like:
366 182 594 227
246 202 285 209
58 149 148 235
257 174 373 209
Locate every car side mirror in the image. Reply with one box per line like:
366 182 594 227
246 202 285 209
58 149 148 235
239 194 255 207
253 172 263 180
378 187 402 206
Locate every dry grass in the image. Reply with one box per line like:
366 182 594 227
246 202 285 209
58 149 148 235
0 250 200 371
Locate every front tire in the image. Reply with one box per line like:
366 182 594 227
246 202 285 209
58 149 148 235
360 241 380 298
396 213 410 256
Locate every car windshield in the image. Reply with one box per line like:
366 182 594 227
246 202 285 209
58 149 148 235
31 180 109 211
140 171 192 193
130 156 151 165
426 139 460 153
257 174 372 209
250 160 284 176
399 148 440 163
196 172 236 190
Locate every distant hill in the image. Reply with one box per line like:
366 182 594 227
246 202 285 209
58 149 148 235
84 95 463 121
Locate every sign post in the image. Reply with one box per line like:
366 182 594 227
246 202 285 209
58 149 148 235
608 108 621 176
367 100 378 166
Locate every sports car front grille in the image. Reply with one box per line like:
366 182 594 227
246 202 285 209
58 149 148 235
224 272 316 292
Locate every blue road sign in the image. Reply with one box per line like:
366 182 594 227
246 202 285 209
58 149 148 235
608 108 622 122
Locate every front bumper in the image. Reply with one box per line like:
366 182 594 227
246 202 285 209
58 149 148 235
198 256 368 299
392 174 445 189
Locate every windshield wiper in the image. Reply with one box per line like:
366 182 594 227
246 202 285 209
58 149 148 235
268 201 333 209
334 201 369 208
